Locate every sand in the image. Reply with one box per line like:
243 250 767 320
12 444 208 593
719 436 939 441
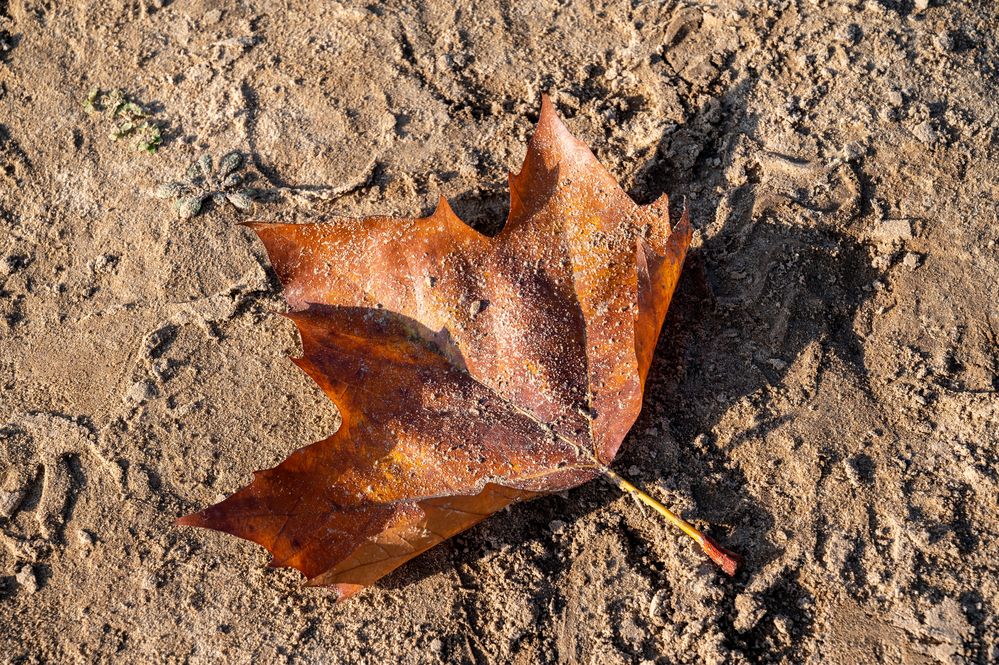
1 0 997 662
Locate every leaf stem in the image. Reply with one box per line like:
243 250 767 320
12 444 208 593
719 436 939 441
599 466 742 576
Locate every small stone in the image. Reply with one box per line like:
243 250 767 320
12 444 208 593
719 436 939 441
902 252 921 269
0 489 24 518
914 0 930 12
887 90 904 108
548 519 566 535
648 588 668 620
15 565 38 594
428 638 443 654
76 529 96 548
138 571 158 590
911 120 938 145
773 615 792 638
842 142 865 162
202 8 223 25
468 299 485 318
933 31 954 53
92 254 118 275
126 380 157 404
873 219 912 242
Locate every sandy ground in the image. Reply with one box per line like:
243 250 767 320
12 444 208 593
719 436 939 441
1 0 998 662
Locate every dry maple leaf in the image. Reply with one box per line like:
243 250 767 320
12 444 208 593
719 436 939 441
178 96 740 601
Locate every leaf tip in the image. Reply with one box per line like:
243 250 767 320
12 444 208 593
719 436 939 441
332 583 365 602
304 580 365 603
537 91 567 136
432 194 455 219
673 207 694 248
175 511 208 529
239 220 269 234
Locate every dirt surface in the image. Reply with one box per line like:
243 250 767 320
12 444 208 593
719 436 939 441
1 0 997 662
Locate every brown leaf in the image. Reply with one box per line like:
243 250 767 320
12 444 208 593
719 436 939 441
178 96 698 601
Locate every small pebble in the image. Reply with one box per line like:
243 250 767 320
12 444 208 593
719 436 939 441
76 529 96 548
548 519 566 535
912 120 938 145
648 588 668 619
842 141 865 162
902 252 921 269
139 571 158 591
126 380 157 404
92 254 117 274
933 31 954 53
874 218 913 242
773 615 792 637
871 254 890 270
15 565 38 594
202 8 223 25
0 489 23 518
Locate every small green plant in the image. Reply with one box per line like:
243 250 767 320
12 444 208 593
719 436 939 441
84 88 163 154
155 152 260 219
